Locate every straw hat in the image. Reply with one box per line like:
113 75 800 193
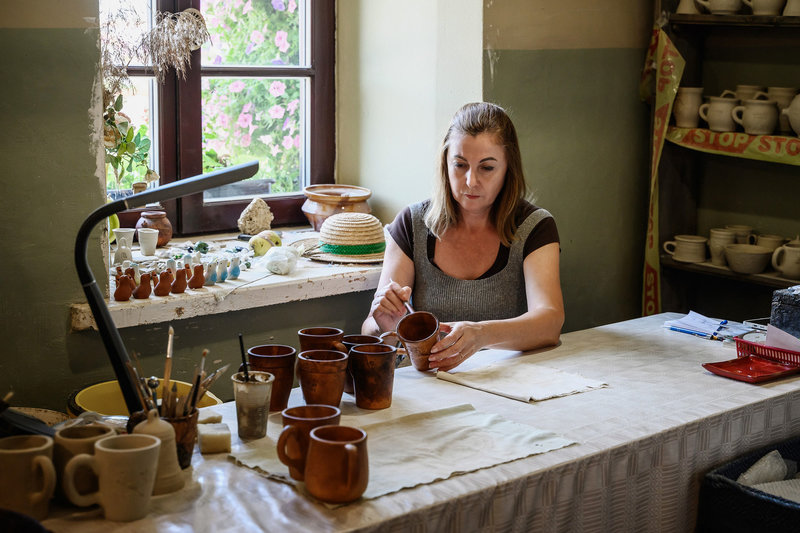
296 212 386 264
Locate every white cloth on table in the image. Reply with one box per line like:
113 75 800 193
230 403 575 501
436 358 607 403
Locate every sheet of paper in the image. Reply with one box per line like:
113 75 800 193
663 311 751 338
766 324 800 352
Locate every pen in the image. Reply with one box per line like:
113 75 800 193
710 320 728 341
669 326 711 338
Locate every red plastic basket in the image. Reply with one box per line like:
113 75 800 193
735 337 800 366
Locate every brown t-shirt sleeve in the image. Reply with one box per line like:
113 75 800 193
386 205 414 260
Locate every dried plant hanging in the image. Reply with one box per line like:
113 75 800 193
143 8 211 84
100 4 149 108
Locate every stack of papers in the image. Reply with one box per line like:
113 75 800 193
664 311 751 340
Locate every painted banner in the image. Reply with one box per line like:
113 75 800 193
666 127 800 166
642 28 684 316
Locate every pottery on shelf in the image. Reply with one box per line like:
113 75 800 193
171 268 188 294
133 273 152 299
301 184 372 231
135 210 173 247
114 275 135 301
724 244 772 274
188 264 205 289
154 271 172 297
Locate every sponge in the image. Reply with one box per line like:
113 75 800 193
198 423 231 454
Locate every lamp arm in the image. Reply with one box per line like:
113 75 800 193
74 161 259 414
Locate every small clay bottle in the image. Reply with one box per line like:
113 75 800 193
133 272 152 299
114 274 134 301
188 264 205 289
171 267 188 294
154 271 172 297
133 409 184 495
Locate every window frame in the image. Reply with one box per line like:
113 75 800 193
119 0 335 234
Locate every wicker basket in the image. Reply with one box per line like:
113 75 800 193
696 436 800 533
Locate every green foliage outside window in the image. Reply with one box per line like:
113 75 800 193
201 0 302 194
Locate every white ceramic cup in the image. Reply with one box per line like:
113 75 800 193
54 423 115 499
732 98 779 135
756 234 786 251
699 95 739 132
137 227 159 256
63 433 161 522
726 224 756 244
772 243 800 280
0 435 56 521
708 229 737 266
674 87 704 128
743 0 786 14
696 0 743 13
113 227 135 246
663 235 708 263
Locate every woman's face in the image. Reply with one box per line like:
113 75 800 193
446 132 507 216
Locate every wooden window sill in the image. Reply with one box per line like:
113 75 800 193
70 229 381 331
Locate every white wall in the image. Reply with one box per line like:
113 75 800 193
336 0 483 224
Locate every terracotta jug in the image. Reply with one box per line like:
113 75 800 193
135 210 173 247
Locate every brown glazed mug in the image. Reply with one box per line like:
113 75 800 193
341 334 382 394
380 311 440 371
248 344 297 411
0 435 56 521
298 326 347 353
277 404 341 481
304 425 368 504
297 350 349 407
349 344 397 410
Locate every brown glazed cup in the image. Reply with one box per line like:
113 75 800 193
298 326 347 353
380 311 440 371
304 425 368 504
341 334 382 394
277 404 341 481
248 344 297 411
349 344 397 410
297 350 348 407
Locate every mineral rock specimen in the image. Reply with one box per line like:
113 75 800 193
237 198 274 235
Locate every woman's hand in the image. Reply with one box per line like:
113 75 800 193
369 279 412 333
427 321 484 372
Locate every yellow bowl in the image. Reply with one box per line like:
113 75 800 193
67 379 222 417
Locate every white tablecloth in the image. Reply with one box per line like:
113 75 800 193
42 313 800 532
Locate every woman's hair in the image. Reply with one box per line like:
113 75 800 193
424 102 527 246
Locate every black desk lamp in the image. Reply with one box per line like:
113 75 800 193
74 161 259 414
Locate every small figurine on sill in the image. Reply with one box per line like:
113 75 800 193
217 260 228 283
114 274 136 301
133 272 152 299
204 260 217 286
113 237 133 265
183 253 193 269
132 263 141 286
154 271 172 297
171 267 187 294
167 258 177 274
188 264 205 289
228 256 241 280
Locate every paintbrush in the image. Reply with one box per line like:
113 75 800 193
199 348 208 381
238 333 250 382
162 325 174 404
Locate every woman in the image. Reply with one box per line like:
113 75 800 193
362 102 564 371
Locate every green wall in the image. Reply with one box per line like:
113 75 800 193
484 48 652 332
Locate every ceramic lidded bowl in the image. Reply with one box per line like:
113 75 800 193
724 244 772 274
301 184 372 231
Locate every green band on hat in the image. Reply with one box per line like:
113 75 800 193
319 241 386 256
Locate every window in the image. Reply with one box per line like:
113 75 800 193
110 0 334 233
